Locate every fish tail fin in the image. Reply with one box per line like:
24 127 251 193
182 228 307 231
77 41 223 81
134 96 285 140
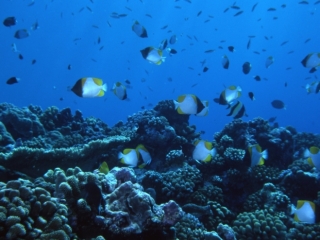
290 204 296 215
118 152 124 160
303 148 310 158
261 149 268 160
102 83 107 92
210 148 217 157
173 100 180 110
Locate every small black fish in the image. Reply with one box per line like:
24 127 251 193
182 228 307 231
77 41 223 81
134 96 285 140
167 77 173 82
18 54 23 60
59 97 64 101
68 64 71 70
125 79 131 84
161 25 168 29
3 17 17 27
230 5 240 9
159 39 168 50
234 10 243 16
118 14 127 17
271 100 286 109
304 38 311 43
99 46 104 50
242 62 251 74
228 46 235 52
284 82 287 87
247 39 251 49
252 2 258 12
223 7 229 13
248 92 255 100
268 116 277 123
14 29 30 39
253 75 261 81
203 66 209 72
280 41 289 46
299 1 309 4
205 49 215 53
267 7 276 11
168 48 177 54
31 59 36 64
6 77 20 85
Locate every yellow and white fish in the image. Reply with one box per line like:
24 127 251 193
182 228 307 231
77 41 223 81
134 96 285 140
195 100 209 116
305 81 320 94
136 144 152 168
112 82 127 100
98 161 109 174
118 148 140 167
219 85 242 105
140 47 165 65
132 21 148 38
301 53 320 73
304 146 320 170
248 144 268 167
192 140 216 163
291 200 316 224
174 94 205 115
71 77 107 98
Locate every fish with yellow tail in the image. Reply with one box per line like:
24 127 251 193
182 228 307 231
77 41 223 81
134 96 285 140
291 200 316 224
248 144 268 167
118 148 139 167
136 144 152 168
304 146 320 170
119 144 152 168
219 85 242 105
192 140 216 163
301 53 320 73
112 82 127 100
98 161 109 174
174 94 206 115
71 77 107 98
140 47 165 65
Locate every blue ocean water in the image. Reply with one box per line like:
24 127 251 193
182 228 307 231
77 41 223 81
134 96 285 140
1 0 319 140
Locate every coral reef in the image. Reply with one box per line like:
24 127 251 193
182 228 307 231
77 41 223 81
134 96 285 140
0 102 320 239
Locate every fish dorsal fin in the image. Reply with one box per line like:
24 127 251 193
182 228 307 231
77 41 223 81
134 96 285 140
177 95 186 103
123 148 133 155
203 154 212 162
296 200 316 212
248 146 253 156
137 144 148 152
81 78 87 87
310 146 319 154
190 94 198 103
229 85 236 90
177 107 184 114
194 140 201 146
255 144 262 152
204 141 212 150
93 78 103 86
307 157 315 167
115 82 121 87
258 158 264 165
97 90 105 96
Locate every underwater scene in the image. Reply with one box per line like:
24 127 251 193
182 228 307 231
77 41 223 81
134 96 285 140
1 0 320 239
